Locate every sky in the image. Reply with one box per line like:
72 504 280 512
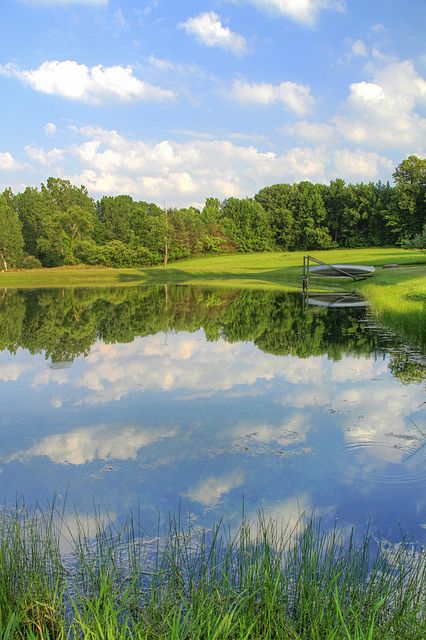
1 0 426 207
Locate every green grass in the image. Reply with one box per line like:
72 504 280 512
0 505 424 639
1 247 425 348
0 248 425 290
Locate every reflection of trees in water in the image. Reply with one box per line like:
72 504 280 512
0 286 424 384
363 315 426 385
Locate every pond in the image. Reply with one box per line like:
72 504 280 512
0 285 425 546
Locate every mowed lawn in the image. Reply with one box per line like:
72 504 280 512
1 247 425 346
1 247 425 288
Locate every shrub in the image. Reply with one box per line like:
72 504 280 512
20 254 42 269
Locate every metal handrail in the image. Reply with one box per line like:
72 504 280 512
304 255 359 279
302 254 364 293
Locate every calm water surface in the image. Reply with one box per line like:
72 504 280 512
0 286 425 544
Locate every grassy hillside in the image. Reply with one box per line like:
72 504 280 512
0 247 424 288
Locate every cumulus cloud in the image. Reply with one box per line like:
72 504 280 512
284 120 335 143
184 471 245 506
5 423 177 465
229 79 314 116
3 123 396 205
0 60 175 105
179 12 247 55
62 125 334 204
242 0 345 27
0 151 22 171
0 361 34 381
284 58 426 156
334 60 426 150
25 145 64 167
73 334 291 404
333 148 393 179
231 413 311 446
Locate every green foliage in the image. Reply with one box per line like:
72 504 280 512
20 255 42 269
288 181 333 249
402 224 426 249
0 507 424 639
75 239 156 267
3 155 426 270
0 195 24 270
221 197 274 251
254 183 294 249
392 155 426 239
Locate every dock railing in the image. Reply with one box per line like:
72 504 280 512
302 255 363 292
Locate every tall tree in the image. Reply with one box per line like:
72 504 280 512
288 182 332 249
321 179 349 245
95 195 135 244
0 195 24 270
221 198 273 252
392 155 426 240
254 184 294 250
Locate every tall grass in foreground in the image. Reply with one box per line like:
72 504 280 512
0 506 424 639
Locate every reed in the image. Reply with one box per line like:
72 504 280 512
0 504 424 639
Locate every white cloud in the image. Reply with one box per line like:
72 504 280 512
0 60 175 105
284 58 426 156
350 39 368 58
5 423 177 465
243 0 345 27
334 60 426 150
147 55 206 79
284 120 335 143
69 128 333 203
184 471 245 506
25 145 64 167
231 413 310 446
0 151 22 171
229 79 314 116
44 122 57 135
0 362 33 381
2 123 396 205
333 148 393 179
244 493 312 547
179 12 247 55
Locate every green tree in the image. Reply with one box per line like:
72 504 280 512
288 182 332 250
254 184 294 250
402 224 426 249
0 195 24 270
392 155 426 240
201 198 230 252
41 177 95 214
95 195 135 244
321 179 349 245
12 187 49 259
221 198 273 252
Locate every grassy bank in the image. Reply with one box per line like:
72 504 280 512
0 507 425 639
0 248 425 290
0 248 425 347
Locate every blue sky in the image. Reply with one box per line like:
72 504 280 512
1 0 426 206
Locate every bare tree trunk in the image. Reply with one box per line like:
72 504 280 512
0 252 7 271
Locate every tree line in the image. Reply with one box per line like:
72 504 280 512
0 155 425 271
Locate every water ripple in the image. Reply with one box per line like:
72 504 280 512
344 439 426 484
